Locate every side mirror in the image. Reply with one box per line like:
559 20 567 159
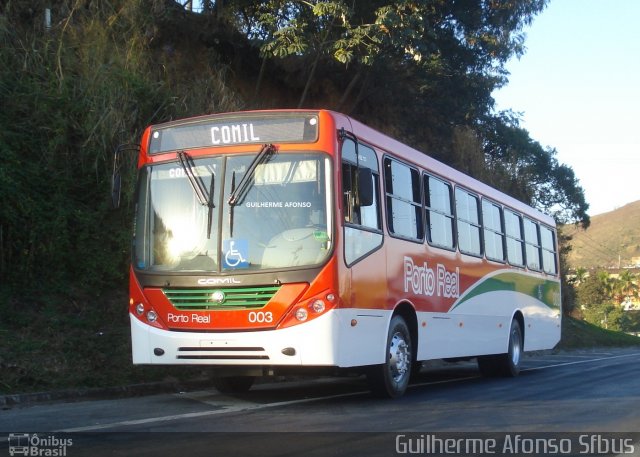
357 167 374 207
110 143 139 209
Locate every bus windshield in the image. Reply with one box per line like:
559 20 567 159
134 152 332 273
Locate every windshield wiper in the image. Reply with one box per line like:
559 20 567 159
177 150 216 238
228 143 276 206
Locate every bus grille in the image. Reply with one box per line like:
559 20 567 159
163 286 280 311
177 346 270 360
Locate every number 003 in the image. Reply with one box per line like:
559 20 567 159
248 311 273 323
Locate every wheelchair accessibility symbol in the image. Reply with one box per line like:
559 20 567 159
223 239 249 269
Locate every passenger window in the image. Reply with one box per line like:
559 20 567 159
540 226 558 275
504 209 525 267
384 158 423 241
424 175 454 249
524 218 542 271
482 200 505 262
455 188 481 256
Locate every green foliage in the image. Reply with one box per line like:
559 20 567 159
559 316 640 350
581 302 625 332
558 230 577 316
0 285 207 393
575 274 611 309
574 270 640 333
0 1 242 293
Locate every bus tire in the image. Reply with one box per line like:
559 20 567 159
367 315 413 398
212 375 255 394
477 318 523 377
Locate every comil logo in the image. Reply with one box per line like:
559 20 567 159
8 433 73 456
197 277 241 286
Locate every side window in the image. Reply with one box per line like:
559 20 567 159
504 209 525 267
357 144 382 230
455 188 481 256
384 157 423 241
524 218 542 271
540 225 558 275
342 139 359 224
341 138 383 265
424 174 454 249
482 199 505 262
342 140 381 229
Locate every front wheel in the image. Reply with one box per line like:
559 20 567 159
367 315 413 398
478 318 523 377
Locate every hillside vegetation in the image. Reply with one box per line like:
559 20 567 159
0 1 596 394
564 201 640 269
0 0 590 297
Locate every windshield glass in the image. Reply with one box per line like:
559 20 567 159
134 152 332 273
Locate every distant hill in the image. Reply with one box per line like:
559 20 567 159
563 201 640 269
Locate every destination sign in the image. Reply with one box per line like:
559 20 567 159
148 113 319 154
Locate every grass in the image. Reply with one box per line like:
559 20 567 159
558 315 640 350
0 289 210 395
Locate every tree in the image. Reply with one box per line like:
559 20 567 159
576 273 610 311
575 272 621 330
572 267 588 286
617 270 638 306
479 112 590 227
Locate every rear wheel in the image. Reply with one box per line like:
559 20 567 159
478 318 523 377
367 315 413 398
212 375 255 394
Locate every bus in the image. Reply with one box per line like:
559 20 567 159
121 109 561 398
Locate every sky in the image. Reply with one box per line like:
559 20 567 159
492 0 640 216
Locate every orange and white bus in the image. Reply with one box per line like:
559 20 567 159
126 109 561 398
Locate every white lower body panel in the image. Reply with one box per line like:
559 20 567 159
417 290 561 360
130 308 391 368
131 292 560 368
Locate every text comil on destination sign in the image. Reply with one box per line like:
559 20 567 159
149 114 317 154
211 123 260 145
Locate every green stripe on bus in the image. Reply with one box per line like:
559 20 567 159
451 271 560 311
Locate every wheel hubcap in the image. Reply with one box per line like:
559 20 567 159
510 327 522 366
389 332 410 382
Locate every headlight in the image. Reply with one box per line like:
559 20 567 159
311 299 325 313
295 308 308 321
147 310 158 323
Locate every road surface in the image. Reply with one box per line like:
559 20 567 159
1 348 639 456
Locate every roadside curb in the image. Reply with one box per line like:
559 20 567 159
0 378 215 409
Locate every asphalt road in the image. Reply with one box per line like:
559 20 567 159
2 348 640 456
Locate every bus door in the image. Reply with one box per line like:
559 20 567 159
340 135 386 366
